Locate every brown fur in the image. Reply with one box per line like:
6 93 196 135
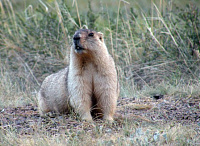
37 29 119 122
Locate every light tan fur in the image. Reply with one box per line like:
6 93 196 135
37 29 119 122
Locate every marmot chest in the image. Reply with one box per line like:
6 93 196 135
81 63 98 79
80 62 106 86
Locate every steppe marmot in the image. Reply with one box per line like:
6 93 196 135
37 29 119 122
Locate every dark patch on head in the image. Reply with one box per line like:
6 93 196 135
76 29 95 34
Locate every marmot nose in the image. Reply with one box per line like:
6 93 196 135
73 34 81 45
73 34 80 41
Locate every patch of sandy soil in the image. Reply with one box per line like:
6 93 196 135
0 96 199 135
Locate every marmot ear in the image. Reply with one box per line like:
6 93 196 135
98 32 104 43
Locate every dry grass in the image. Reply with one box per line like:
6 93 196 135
0 0 200 145
1 117 199 145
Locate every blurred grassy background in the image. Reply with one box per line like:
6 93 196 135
9 0 200 11
0 1 200 145
0 0 200 107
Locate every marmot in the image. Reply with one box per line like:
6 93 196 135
37 29 119 122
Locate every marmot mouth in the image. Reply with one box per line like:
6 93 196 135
75 45 84 51
75 45 85 54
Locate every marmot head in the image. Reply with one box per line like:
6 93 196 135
72 29 104 54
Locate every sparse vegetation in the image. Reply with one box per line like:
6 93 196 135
0 0 200 145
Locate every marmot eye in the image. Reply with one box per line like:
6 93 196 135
88 33 94 37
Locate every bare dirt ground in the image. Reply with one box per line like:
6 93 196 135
0 95 199 137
